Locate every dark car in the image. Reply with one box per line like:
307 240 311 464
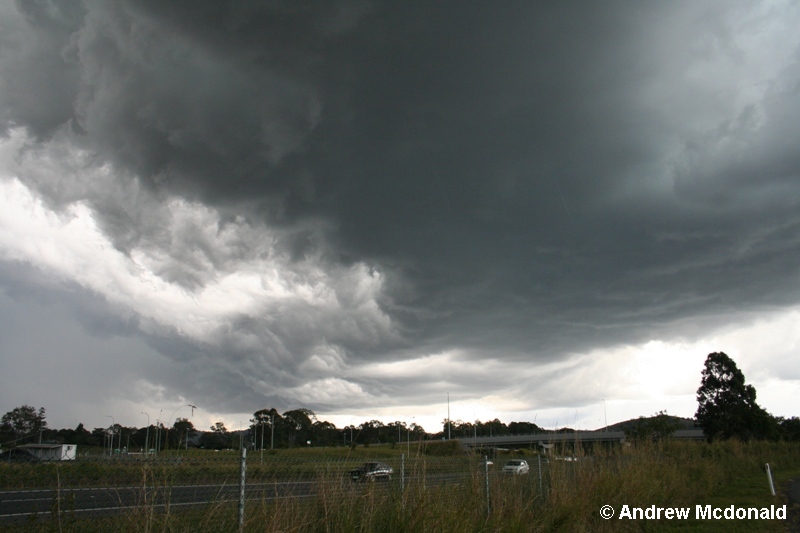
349 461 393 482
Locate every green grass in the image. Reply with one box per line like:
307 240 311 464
4 440 799 532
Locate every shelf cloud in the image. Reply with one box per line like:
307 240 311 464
1 1 799 431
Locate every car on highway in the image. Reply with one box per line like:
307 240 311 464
349 461 393 482
501 459 530 475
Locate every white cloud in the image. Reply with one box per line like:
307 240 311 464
0 131 399 423
0 137 394 350
324 309 800 432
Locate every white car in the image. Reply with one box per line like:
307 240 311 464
501 459 530 475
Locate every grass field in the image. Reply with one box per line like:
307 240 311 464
3 439 799 532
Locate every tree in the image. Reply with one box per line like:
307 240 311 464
57 423 92 446
508 421 542 435
170 418 195 448
1 405 47 440
199 421 229 449
311 420 339 447
283 409 315 447
779 417 800 441
624 410 681 442
478 418 507 438
357 420 385 445
695 352 778 441
250 408 281 449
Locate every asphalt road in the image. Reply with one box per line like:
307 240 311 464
0 481 315 524
0 470 479 525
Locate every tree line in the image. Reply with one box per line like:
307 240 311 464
2 352 799 451
0 404 553 451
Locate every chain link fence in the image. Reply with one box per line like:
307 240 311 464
0 447 559 531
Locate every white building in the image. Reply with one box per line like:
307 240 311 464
17 443 77 461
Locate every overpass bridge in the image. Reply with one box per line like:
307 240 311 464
456 429 705 450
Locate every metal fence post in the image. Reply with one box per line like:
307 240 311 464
401 453 405 495
484 455 490 516
766 463 776 496
538 454 543 499
239 447 247 532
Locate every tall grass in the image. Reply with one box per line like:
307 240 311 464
6 440 800 532
240 440 800 532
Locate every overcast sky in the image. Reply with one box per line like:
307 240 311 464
1 1 799 435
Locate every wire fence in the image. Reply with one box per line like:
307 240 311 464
0 448 557 531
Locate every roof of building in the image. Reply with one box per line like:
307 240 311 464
18 443 72 449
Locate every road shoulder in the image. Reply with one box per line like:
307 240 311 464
786 479 800 532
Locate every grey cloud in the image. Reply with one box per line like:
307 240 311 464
0 1 83 137
2 1 800 423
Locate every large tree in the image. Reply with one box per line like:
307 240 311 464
199 421 229 449
1 405 47 440
282 409 315 447
169 418 195 449
695 352 778 441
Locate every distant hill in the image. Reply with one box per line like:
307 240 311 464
603 415 697 433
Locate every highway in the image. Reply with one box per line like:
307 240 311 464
0 469 479 525
0 481 316 524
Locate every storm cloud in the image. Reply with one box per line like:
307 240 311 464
1 1 799 430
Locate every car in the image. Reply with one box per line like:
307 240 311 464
501 459 530 475
349 461 393 482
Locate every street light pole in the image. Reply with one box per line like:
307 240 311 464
260 418 265 463
106 415 115 457
165 404 196 451
157 409 163 455
141 412 150 455
447 392 451 440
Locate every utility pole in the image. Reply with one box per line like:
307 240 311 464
447 392 451 440
141 413 150 455
106 415 115 456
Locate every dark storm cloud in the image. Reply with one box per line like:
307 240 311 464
2 0 800 422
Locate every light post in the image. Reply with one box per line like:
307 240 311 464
156 409 163 454
408 416 415 456
164 404 196 451
603 399 608 431
447 393 451 440
259 414 270 461
106 415 115 457
187 404 197 449
141 412 150 455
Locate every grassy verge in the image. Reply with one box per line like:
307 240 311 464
5 440 799 532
